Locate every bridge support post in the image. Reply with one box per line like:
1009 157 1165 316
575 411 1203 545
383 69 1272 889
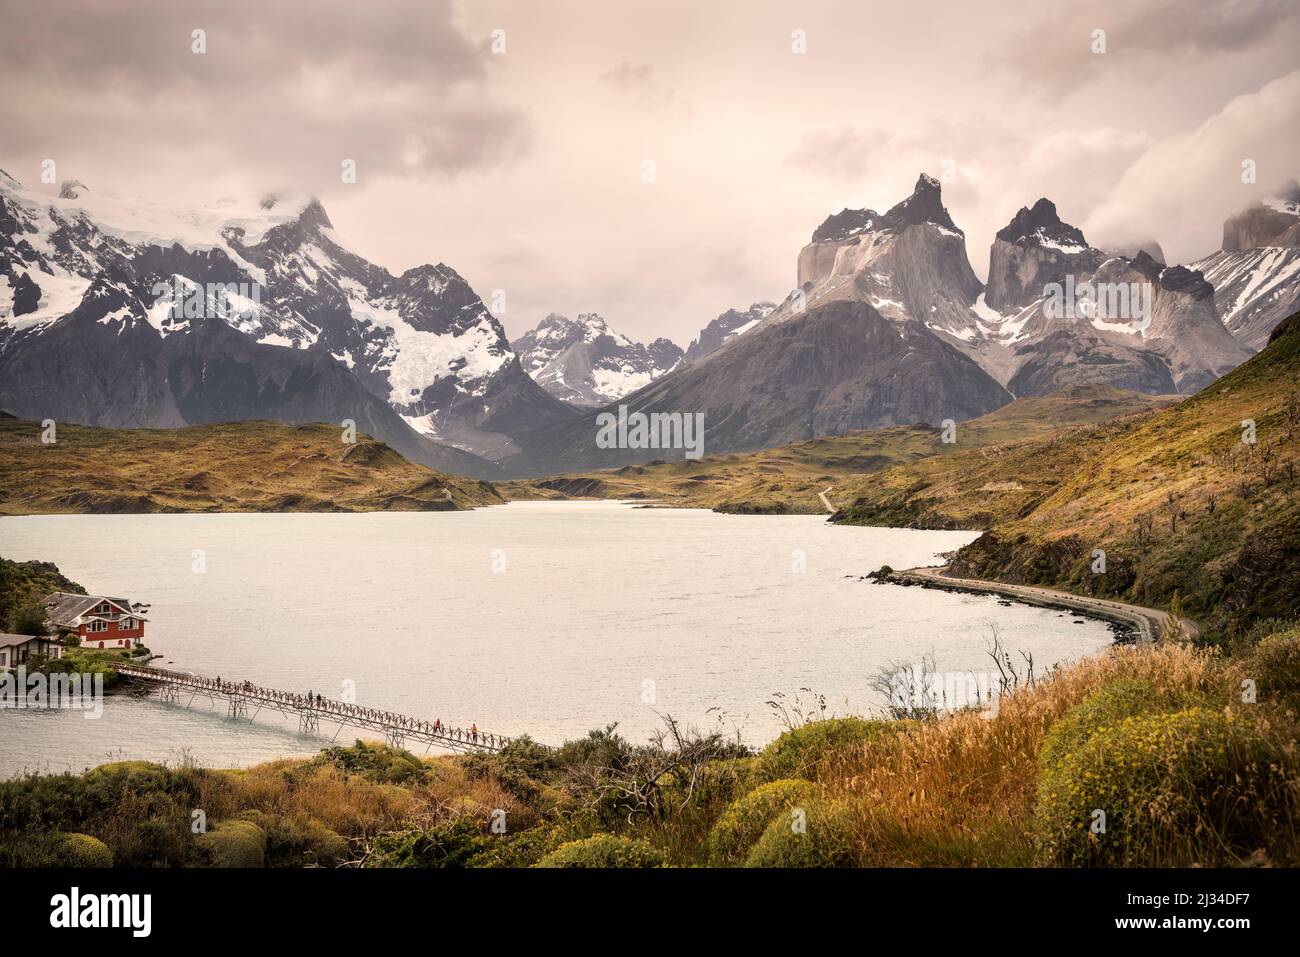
158 683 179 704
300 711 319 735
228 694 247 719
384 728 405 750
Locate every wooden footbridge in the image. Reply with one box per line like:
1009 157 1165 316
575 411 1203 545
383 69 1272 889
115 663 512 754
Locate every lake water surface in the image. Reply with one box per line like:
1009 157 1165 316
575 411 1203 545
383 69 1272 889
0 502 1113 775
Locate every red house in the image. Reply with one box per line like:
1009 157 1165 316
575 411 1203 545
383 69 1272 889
42 592 149 650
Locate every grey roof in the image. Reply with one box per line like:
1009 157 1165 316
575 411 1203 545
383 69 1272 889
41 592 140 626
0 633 53 647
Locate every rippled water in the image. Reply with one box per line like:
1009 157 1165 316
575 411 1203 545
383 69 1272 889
0 502 1113 776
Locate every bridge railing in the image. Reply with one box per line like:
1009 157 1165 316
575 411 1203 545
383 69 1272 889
114 662 512 752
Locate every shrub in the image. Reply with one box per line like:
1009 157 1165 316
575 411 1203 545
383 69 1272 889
301 822 349 867
367 818 492 868
84 761 194 803
708 779 817 865
1035 708 1294 866
112 816 188 868
1039 679 1167 772
1250 628 1300 700
536 834 666 868
299 741 427 785
744 799 860 867
194 820 267 868
60 833 114 868
460 735 557 802
756 718 899 783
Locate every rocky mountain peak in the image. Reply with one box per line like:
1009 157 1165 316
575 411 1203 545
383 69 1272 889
57 180 88 200
1106 239 1166 264
1157 263 1214 300
878 173 958 232
811 208 879 243
985 198 1101 312
683 301 777 363
296 197 333 231
995 197 1088 251
1221 182 1300 252
1127 250 1164 280
511 312 681 407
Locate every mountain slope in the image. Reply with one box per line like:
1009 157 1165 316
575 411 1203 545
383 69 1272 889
682 302 776 364
970 201 1250 396
500 176 1015 476
836 311 1300 635
1192 183 1300 352
0 173 572 470
0 412 502 514
503 386 1170 512
510 313 682 407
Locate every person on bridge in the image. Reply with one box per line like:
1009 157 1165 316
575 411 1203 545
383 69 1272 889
433 718 441 733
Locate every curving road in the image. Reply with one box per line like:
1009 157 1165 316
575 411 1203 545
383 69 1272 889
889 565 1200 644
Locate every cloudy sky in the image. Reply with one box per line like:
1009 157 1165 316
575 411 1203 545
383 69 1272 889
2 0 1297 345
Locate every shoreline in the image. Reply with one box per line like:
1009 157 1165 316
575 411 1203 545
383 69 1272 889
877 565 1201 644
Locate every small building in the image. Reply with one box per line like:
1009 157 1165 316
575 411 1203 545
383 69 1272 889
41 592 148 651
0 633 62 671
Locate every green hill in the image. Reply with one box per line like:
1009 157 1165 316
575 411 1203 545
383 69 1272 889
0 415 503 514
836 312 1300 637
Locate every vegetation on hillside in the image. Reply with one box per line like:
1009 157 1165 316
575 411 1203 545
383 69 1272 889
836 312 1300 637
0 414 502 514
0 555 84 634
3 621 1296 868
501 387 1169 513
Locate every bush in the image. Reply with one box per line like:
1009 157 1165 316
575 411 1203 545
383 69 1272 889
299 741 427 785
267 816 349 867
60 833 114 868
756 718 899 783
1250 628 1300 700
84 761 193 802
744 799 860 867
536 834 666 868
460 735 557 802
367 818 492 868
1036 708 1293 866
194 820 267 868
708 779 817 865
1039 679 1165 772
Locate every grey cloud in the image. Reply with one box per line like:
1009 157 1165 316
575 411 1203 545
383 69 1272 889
784 126 891 181
994 0 1300 99
0 0 529 185
597 61 683 112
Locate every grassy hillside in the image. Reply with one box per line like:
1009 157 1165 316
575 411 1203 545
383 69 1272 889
837 312 1300 637
0 555 84 633
0 415 503 514
502 387 1169 513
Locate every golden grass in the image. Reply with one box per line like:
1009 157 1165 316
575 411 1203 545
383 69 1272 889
501 387 1167 513
0 416 502 514
823 643 1230 865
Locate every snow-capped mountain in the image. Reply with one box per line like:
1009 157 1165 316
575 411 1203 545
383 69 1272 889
682 302 776 364
0 173 573 469
510 313 683 407
501 176 1014 475
1193 182 1300 352
947 197 1250 396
